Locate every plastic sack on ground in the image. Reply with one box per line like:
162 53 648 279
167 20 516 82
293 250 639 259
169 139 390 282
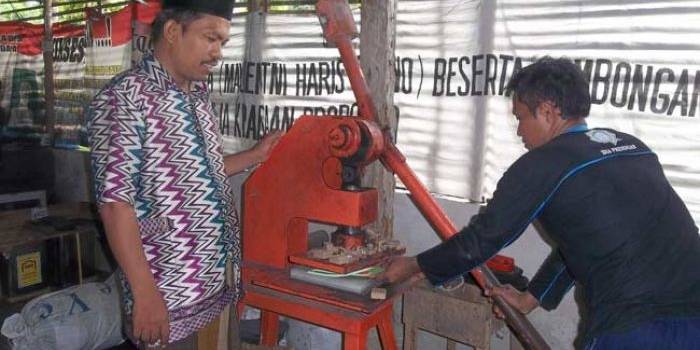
1 274 124 350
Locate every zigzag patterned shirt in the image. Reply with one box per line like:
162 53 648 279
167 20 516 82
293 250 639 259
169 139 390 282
87 53 240 343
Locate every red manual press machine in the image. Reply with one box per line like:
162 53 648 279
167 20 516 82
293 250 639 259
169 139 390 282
238 1 550 349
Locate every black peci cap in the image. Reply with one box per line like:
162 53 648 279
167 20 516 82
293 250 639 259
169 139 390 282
162 0 235 21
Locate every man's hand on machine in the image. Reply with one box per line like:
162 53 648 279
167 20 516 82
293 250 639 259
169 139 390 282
376 256 425 285
485 284 539 319
252 130 284 162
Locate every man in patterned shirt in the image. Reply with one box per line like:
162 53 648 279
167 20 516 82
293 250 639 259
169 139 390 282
87 1 281 348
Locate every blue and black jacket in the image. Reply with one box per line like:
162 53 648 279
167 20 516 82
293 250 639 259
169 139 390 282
417 127 700 345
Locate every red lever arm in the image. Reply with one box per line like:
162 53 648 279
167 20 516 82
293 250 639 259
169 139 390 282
316 1 551 349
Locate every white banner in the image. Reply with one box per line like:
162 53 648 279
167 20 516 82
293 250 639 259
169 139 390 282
212 1 700 223
0 3 137 149
3 0 697 223
478 0 700 222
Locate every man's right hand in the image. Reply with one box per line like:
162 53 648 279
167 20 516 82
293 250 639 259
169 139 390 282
376 256 424 285
132 286 170 347
99 202 170 346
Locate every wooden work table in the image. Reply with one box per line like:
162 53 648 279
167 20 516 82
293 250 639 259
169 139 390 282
0 202 97 252
403 279 525 350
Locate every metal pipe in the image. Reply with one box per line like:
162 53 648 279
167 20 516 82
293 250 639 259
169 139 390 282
290 266 376 295
481 266 549 349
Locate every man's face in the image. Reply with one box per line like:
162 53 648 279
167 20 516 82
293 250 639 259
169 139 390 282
512 96 553 150
168 14 230 83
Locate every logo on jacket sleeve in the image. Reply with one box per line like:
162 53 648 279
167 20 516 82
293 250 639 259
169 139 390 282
586 130 622 146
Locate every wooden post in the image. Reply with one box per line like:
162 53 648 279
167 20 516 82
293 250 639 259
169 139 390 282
242 0 266 138
42 0 55 137
360 0 397 239
468 0 497 202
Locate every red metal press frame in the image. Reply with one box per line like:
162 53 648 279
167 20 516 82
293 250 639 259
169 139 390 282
241 115 398 349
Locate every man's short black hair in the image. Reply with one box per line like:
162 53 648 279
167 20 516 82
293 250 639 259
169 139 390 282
150 8 203 45
506 57 591 119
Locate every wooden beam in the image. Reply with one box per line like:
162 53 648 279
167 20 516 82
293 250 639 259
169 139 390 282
242 0 267 132
248 0 268 13
43 0 55 138
360 0 397 238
